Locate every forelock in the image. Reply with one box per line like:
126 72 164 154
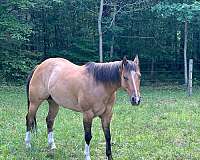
124 60 136 72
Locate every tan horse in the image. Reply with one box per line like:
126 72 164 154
25 56 141 160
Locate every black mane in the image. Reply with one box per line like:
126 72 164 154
85 60 136 85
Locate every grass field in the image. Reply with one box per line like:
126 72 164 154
1 85 200 160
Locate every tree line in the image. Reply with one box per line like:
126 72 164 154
0 0 200 84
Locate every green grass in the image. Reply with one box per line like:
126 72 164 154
1 85 200 160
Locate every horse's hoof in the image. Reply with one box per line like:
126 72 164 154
25 143 31 149
108 155 113 160
49 143 56 150
85 155 91 160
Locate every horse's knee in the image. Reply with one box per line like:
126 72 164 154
46 116 54 132
26 113 35 131
105 133 111 142
104 128 111 140
85 132 92 145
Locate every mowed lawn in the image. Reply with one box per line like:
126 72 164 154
1 86 200 160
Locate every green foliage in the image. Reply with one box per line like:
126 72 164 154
152 1 200 21
1 0 200 84
0 0 32 41
0 51 41 84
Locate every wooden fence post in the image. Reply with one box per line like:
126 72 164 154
188 59 193 96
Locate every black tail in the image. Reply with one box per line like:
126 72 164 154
26 66 38 132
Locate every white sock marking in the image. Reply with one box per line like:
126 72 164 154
25 131 31 148
85 143 91 160
48 132 56 149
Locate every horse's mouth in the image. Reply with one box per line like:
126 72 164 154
130 97 141 106
131 101 140 106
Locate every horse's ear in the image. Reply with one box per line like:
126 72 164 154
119 56 128 72
122 56 128 65
133 55 139 66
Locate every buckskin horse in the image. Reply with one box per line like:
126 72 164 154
25 56 141 160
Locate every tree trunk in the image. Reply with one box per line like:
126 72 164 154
184 20 188 85
110 36 114 59
54 25 58 49
98 0 104 62
150 58 154 79
195 32 200 61
42 7 47 59
110 4 116 59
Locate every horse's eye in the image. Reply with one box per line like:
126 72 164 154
137 73 141 79
124 76 128 81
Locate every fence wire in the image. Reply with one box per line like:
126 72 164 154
0 60 200 86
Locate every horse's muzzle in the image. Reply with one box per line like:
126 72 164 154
130 96 141 105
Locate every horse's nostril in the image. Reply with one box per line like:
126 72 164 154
131 96 141 105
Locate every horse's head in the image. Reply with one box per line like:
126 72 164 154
120 56 141 105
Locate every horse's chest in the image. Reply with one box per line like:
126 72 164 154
78 89 113 115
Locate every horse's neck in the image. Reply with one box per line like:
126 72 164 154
104 82 121 95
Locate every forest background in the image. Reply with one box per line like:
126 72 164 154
1 0 200 85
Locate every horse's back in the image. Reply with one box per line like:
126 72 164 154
35 57 79 76
41 58 78 68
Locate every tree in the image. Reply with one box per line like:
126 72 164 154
98 0 104 62
1 0 200 84
152 1 200 85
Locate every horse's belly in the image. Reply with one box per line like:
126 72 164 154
50 93 82 112
62 104 82 112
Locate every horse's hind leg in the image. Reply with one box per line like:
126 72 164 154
25 100 42 148
83 112 94 160
46 98 59 150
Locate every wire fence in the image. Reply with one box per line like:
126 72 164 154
140 61 200 86
74 60 200 86
1 59 200 86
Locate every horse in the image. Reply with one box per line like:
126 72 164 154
25 56 141 160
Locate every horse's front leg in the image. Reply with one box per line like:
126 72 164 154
83 112 94 160
100 112 113 160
